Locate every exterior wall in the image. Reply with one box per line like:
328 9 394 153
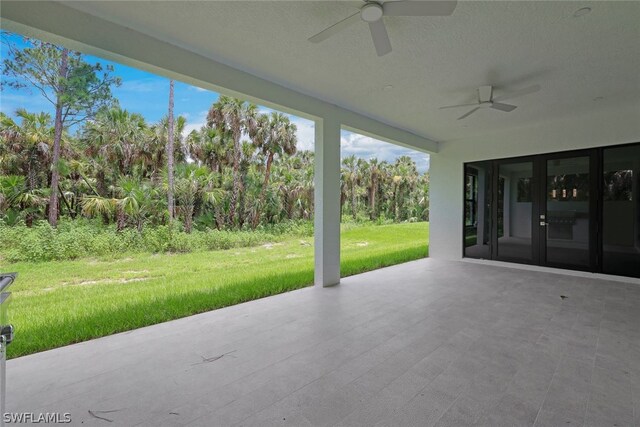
430 106 640 260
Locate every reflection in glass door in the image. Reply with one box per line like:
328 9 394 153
464 162 492 259
602 145 640 277
463 143 640 278
496 161 534 262
543 156 592 268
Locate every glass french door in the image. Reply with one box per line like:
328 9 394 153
539 152 596 271
493 159 536 264
463 143 640 278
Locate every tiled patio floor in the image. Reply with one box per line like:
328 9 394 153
7 259 640 426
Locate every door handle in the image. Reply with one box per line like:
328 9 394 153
539 221 548 226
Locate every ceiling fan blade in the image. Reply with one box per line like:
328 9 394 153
490 102 517 112
368 20 392 56
383 1 458 16
308 11 361 43
458 107 480 120
439 102 479 110
493 84 541 102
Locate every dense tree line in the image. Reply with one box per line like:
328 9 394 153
0 34 429 233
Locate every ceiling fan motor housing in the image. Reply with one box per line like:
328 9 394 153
477 85 493 103
361 3 384 22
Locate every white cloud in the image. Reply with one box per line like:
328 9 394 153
340 131 430 173
291 117 314 151
182 110 208 135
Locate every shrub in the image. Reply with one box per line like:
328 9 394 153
0 219 313 263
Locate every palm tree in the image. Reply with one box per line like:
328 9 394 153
207 96 258 226
81 107 148 185
341 155 360 220
0 109 54 190
81 194 116 223
364 158 383 220
237 141 258 228
250 112 297 228
0 175 47 226
166 80 175 221
116 178 161 232
174 164 223 233
391 156 418 221
186 126 230 173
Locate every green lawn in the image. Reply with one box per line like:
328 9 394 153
2 222 428 359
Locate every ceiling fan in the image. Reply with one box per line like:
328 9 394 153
439 84 541 120
308 1 458 57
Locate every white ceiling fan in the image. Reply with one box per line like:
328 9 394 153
440 84 541 120
308 1 458 57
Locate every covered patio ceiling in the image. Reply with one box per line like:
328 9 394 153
7 259 640 426
3 1 639 152
26 1 640 143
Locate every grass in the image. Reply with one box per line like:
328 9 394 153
2 222 428 359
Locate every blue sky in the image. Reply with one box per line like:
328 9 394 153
1 32 429 172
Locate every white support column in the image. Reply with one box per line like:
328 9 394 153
314 117 341 287
429 153 464 260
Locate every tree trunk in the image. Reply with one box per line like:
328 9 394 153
167 80 176 221
48 48 68 227
28 155 37 190
116 205 126 231
58 185 73 218
252 153 274 228
351 180 357 220
393 185 399 222
228 130 241 226
184 205 194 233
238 165 249 228
215 207 224 230
370 178 377 220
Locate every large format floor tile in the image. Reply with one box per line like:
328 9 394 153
6 259 640 426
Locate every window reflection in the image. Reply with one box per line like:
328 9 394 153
464 162 491 259
603 145 640 278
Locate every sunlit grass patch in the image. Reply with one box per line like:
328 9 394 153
4 222 428 358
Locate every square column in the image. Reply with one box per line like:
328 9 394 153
314 117 341 287
429 153 464 260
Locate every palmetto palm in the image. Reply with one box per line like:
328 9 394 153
186 126 231 174
251 112 297 228
116 177 160 232
82 107 148 183
365 158 383 220
341 155 360 220
174 164 223 233
391 156 418 221
146 115 187 183
207 96 258 227
0 175 47 225
0 109 54 190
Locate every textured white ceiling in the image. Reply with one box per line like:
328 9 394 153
64 1 640 145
